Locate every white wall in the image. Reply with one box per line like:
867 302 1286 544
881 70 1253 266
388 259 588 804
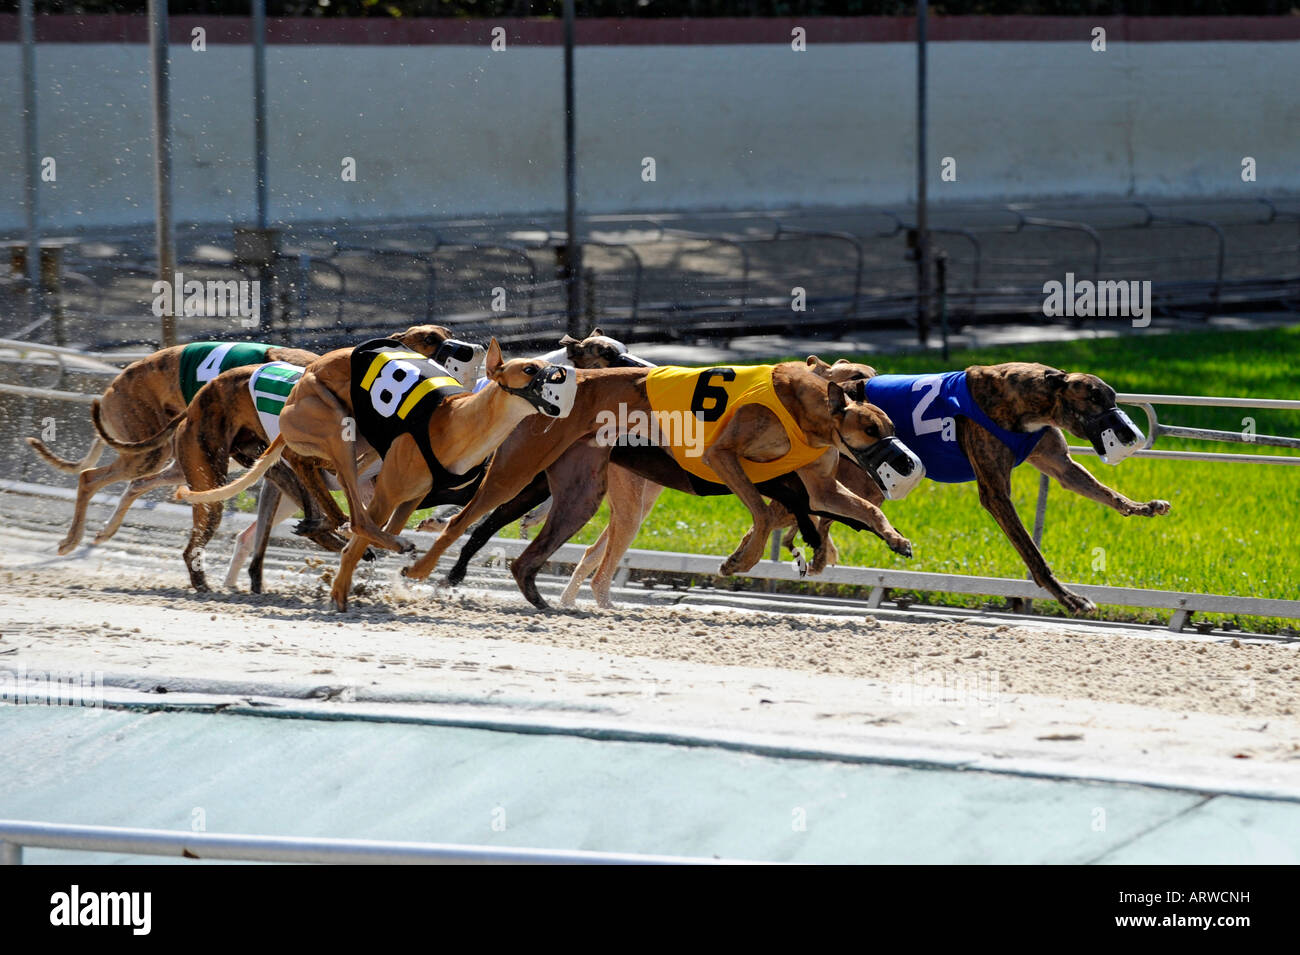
2 39 1297 230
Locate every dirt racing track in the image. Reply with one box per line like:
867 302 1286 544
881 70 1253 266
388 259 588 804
2 483 1300 864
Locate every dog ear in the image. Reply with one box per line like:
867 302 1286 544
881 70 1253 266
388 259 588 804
558 334 581 346
1045 368 1069 393
827 381 848 416
806 355 829 370
590 326 604 338
485 338 504 377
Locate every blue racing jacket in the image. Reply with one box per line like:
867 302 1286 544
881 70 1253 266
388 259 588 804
863 371 1047 483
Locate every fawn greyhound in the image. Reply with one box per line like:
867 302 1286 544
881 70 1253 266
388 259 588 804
93 335 480 593
402 361 922 609
439 355 881 609
25 327 450 556
176 338 578 610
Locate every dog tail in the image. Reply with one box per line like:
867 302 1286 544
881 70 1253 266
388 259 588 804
91 398 184 454
25 434 105 473
177 435 286 505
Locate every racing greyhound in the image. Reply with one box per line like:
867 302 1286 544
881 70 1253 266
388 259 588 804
176 338 578 610
402 362 922 609
777 362 1169 615
24 327 449 555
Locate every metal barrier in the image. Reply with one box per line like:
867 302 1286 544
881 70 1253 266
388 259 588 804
0 819 734 865
9 197 1300 350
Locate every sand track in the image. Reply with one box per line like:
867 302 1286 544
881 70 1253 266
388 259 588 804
2 490 1299 795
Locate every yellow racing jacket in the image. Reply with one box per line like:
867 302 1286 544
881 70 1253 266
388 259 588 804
644 364 830 484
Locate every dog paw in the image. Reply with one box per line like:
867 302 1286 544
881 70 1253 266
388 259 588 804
1143 499 1171 516
888 535 913 559
361 547 378 563
1060 590 1097 616
415 517 447 533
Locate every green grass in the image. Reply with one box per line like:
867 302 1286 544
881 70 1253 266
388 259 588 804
481 326 1300 631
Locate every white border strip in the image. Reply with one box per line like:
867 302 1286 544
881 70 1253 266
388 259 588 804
0 819 748 865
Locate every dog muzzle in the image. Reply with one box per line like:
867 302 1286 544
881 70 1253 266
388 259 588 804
433 339 486 390
850 437 926 500
506 365 576 418
1086 408 1144 465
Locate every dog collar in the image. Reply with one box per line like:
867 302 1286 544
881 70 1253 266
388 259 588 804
849 436 926 500
1085 407 1144 464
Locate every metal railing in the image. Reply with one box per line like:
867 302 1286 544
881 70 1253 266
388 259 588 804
0 819 736 865
7 198 1300 350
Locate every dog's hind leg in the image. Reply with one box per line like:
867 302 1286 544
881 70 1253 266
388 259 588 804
1027 429 1171 518
278 388 399 551
231 481 298 592
587 473 662 608
93 460 184 545
58 448 169 555
330 469 420 612
512 442 612 610
444 472 550 587
561 527 610 608
181 452 231 592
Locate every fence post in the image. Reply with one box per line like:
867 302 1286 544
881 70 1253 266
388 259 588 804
19 0 41 339
0 841 22 865
147 0 176 347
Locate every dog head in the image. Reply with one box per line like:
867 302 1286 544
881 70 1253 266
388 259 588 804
1047 369 1145 464
485 338 577 418
393 324 453 358
558 327 654 369
827 380 925 499
432 338 488 389
806 355 877 385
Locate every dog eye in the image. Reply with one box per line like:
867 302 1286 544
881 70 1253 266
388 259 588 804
524 364 538 375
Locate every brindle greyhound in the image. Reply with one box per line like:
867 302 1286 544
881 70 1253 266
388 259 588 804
176 339 577 611
402 362 916 609
81 327 458 591
24 326 449 555
768 362 1170 615
88 365 353 592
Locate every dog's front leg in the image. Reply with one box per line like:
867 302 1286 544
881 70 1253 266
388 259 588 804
1027 429 1171 517
445 472 551 587
404 423 566 582
794 450 912 557
962 423 1095 615
701 407 794 576
505 441 612 609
